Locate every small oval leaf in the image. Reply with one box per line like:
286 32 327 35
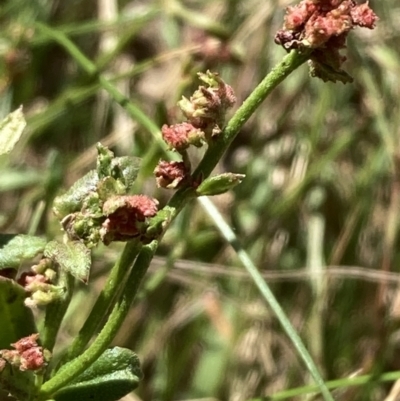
44 241 91 283
54 347 142 401
0 234 47 269
53 170 99 219
196 173 245 196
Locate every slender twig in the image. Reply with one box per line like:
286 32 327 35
33 22 166 151
38 242 157 399
41 269 74 353
198 196 334 401
252 370 400 400
57 241 142 366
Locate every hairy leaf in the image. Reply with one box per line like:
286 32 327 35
44 241 91 283
0 234 47 269
54 347 142 401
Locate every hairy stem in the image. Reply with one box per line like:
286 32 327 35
193 49 310 180
41 269 74 353
57 241 142 366
37 242 157 399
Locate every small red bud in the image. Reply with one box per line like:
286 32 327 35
1 334 49 371
161 122 205 151
154 160 189 189
101 195 158 245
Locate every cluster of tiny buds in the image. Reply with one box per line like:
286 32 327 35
100 195 159 245
275 0 378 82
155 71 236 189
0 334 50 372
18 259 63 308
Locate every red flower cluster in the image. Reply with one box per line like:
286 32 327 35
275 0 378 82
101 195 158 245
154 160 189 189
0 334 48 371
161 122 204 151
156 71 236 190
178 71 236 138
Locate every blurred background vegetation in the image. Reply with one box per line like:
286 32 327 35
1 0 400 400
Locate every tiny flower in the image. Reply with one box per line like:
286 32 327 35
19 347 45 371
0 334 49 372
284 2 316 30
0 350 20 366
275 0 378 83
178 71 236 139
31 258 53 275
20 272 49 291
304 12 352 47
350 3 378 28
19 270 64 307
26 288 65 308
154 160 189 189
11 334 39 353
161 122 205 151
101 195 158 245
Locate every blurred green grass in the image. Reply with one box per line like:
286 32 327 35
2 0 400 400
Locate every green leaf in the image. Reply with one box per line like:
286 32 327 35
0 234 47 269
0 364 35 401
0 277 37 349
53 170 99 219
96 143 141 191
44 241 91 283
112 156 141 190
0 106 26 155
196 173 245 196
54 347 142 401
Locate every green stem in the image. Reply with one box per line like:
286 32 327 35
252 370 400 400
41 269 74 352
58 241 142 366
37 242 157 399
33 22 166 150
193 49 310 179
166 0 231 39
198 197 334 401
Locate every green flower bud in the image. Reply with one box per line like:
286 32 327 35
196 173 245 196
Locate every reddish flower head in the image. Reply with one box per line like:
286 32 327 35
161 122 205 151
178 71 236 138
275 0 378 83
0 334 49 371
154 160 189 189
101 195 158 245
350 2 378 28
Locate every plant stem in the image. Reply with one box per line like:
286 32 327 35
37 241 157 399
41 270 74 352
193 49 310 179
57 241 142 366
33 22 166 150
253 370 400 400
198 197 334 401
